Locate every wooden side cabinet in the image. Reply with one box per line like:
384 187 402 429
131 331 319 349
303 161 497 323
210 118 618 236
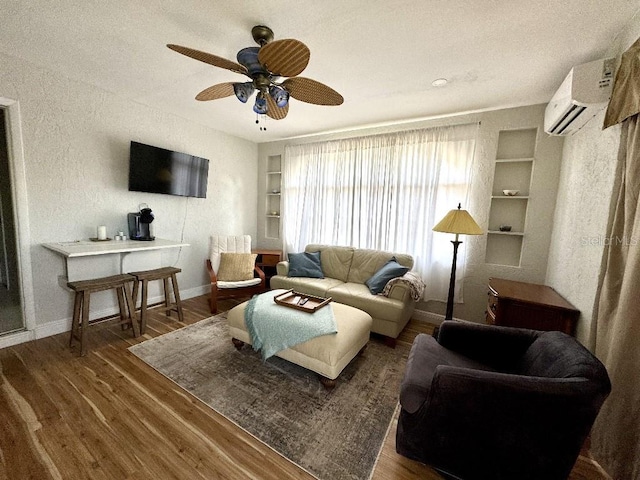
253 249 282 288
486 278 579 335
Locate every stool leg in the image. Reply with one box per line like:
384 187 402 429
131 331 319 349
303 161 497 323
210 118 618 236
140 279 149 334
132 278 140 310
123 281 140 337
163 277 171 317
70 291 82 348
170 273 184 323
80 291 91 356
116 285 128 331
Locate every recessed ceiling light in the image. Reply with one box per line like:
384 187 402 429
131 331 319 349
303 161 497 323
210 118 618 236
431 78 448 87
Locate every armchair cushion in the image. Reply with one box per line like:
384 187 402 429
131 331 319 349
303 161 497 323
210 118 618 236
217 253 258 281
288 251 324 278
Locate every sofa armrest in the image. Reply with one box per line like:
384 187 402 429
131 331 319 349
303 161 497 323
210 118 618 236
437 320 540 370
276 261 290 276
387 282 412 302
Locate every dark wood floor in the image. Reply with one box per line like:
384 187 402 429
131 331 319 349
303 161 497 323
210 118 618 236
0 294 610 479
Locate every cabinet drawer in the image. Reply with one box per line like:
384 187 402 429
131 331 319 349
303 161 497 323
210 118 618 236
259 254 281 267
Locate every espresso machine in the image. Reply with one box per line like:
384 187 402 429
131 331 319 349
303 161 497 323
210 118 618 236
128 204 155 241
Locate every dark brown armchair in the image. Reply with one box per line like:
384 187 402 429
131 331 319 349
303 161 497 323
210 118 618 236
396 321 611 480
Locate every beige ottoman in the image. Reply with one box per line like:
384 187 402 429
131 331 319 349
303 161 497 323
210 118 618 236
227 293 372 388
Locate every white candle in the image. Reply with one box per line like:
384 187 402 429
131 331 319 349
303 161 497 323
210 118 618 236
97 225 107 240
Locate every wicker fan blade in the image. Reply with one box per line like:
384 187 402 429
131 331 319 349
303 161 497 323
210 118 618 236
258 39 310 77
167 44 249 76
265 94 289 120
195 83 236 101
282 77 344 106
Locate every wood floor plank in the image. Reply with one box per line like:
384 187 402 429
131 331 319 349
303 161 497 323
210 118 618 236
0 294 610 480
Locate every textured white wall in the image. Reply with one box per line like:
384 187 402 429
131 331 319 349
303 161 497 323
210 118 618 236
0 53 257 332
546 13 640 345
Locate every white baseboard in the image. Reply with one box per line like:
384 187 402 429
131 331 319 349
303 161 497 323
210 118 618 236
0 284 211 349
412 308 445 325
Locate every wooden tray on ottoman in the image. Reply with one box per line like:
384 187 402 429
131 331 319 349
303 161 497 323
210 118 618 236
273 289 332 313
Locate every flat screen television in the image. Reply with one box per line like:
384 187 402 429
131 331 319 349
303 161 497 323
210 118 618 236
128 141 209 198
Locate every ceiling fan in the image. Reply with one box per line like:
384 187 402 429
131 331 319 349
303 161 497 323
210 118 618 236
167 25 343 123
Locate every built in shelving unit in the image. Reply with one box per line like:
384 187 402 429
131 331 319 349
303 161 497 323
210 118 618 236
485 128 536 266
266 155 281 239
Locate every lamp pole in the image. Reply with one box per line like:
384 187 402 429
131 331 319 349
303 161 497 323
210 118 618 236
445 233 461 320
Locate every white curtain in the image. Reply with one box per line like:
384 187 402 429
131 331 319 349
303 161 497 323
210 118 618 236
281 123 479 302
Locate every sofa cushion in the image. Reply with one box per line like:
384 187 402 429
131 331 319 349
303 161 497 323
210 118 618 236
365 257 410 294
270 276 344 298
288 251 324 278
217 253 257 281
305 245 354 282
347 248 414 284
328 282 407 322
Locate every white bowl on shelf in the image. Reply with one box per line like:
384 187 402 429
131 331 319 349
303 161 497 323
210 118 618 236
502 189 519 196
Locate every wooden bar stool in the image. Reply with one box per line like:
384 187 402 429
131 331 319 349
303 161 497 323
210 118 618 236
129 266 184 334
67 274 140 356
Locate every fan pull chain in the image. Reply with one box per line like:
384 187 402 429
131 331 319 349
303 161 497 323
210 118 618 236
256 113 267 131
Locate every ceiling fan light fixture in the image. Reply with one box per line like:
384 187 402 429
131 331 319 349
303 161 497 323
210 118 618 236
269 85 290 108
253 93 268 114
236 47 264 76
233 82 255 103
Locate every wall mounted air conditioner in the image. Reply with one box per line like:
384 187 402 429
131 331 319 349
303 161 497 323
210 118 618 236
544 58 615 136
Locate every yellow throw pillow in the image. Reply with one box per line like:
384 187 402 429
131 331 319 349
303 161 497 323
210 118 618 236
217 253 257 281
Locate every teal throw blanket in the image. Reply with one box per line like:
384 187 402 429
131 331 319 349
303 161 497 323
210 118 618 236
244 290 337 360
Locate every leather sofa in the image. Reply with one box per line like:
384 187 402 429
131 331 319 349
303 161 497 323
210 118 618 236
396 320 612 480
270 244 417 345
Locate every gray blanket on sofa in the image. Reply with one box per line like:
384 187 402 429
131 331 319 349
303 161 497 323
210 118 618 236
244 290 337 360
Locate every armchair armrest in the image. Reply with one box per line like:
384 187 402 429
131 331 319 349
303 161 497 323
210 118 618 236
206 259 218 284
424 366 600 447
254 264 266 283
276 261 289 276
437 320 540 370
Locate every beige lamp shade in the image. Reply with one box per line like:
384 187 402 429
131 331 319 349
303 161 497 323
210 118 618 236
433 204 482 235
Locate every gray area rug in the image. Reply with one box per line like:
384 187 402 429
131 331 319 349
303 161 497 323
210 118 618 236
129 313 410 480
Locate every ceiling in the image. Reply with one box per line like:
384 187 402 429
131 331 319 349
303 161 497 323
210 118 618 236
1 0 638 143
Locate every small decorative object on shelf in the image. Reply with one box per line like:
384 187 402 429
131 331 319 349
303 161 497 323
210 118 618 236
272 189 280 194
502 189 519 196
499 225 512 232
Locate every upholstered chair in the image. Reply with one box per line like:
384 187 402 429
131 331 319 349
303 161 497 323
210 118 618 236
396 321 611 480
206 235 265 313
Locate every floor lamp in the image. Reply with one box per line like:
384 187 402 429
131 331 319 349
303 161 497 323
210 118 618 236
432 203 483 320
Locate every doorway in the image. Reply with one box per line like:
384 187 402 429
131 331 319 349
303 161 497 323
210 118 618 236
0 107 24 334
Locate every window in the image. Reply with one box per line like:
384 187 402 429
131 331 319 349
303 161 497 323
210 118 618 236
282 123 479 302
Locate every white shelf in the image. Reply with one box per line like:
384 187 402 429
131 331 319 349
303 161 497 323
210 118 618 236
485 128 536 267
495 157 534 163
488 230 524 236
267 171 282 175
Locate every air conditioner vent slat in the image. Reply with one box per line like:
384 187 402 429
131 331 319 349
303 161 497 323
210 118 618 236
550 105 587 134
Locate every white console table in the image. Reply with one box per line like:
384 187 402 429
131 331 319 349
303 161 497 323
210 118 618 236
43 238 189 285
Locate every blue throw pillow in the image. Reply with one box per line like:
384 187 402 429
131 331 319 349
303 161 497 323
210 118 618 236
288 251 324 278
365 257 409 294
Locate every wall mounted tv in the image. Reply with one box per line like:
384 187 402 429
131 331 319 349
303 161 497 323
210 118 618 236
128 141 209 198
